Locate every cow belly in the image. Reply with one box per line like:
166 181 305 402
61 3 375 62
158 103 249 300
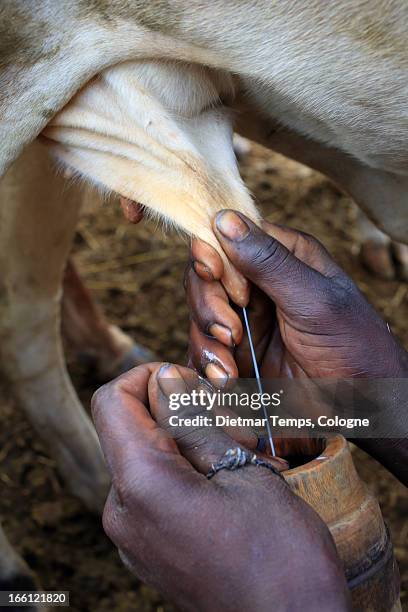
239 76 408 177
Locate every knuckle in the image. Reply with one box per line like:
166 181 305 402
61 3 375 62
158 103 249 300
249 237 283 273
102 489 124 543
175 429 207 451
297 230 320 247
102 504 120 543
102 504 114 537
91 383 111 421
294 229 330 257
112 471 137 507
91 378 126 421
297 231 328 259
323 276 358 315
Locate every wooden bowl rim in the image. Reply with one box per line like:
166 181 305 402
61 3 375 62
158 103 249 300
283 434 347 477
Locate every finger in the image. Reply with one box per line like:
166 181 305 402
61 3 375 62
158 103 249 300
91 363 200 501
191 239 224 281
191 238 250 306
153 364 258 450
120 197 144 223
186 264 277 376
188 320 238 382
188 320 290 459
213 210 330 315
221 257 250 307
185 265 243 347
150 364 288 475
260 220 342 277
234 287 275 377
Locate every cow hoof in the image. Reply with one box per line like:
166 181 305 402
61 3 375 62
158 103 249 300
360 240 395 279
360 240 408 281
111 343 157 376
77 342 157 382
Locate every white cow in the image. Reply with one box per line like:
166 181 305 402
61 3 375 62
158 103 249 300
0 0 407 593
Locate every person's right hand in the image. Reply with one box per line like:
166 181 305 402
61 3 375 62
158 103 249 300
187 210 408 382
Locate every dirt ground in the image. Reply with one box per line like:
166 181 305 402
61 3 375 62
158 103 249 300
0 143 407 611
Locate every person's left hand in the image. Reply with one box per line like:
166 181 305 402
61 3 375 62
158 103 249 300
92 362 351 612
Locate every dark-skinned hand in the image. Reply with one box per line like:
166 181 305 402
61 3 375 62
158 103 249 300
187 210 408 483
92 362 351 612
187 210 407 382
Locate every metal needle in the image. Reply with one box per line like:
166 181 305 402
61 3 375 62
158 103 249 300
242 306 276 457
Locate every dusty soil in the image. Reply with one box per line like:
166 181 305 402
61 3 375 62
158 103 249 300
0 144 407 611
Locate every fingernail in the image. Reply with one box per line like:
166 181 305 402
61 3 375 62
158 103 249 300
157 363 185 396
271 456 289 472
120 198 143 223
208 323 234 347
193 261 214 281
216 210 249 241
205 362 228 387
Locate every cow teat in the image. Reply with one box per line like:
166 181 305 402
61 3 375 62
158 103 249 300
41 59 260 305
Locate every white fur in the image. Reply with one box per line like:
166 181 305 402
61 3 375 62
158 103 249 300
1 2 407 174
42 60 260 257
0 2 407 246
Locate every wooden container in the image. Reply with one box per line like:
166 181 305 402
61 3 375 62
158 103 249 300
282 435 401 611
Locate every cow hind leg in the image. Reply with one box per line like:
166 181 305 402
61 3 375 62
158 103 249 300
234 109 408 281
62 258 155 381
0 142 109 512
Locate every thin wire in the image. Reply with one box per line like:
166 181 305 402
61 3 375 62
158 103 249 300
242 306 276 457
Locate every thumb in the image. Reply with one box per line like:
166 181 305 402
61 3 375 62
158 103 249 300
213 210 327 312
